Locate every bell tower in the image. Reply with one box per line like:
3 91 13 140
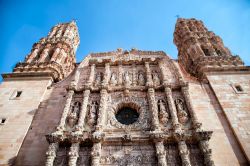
0 21 80 165
12 21 80 82
174 18 244 78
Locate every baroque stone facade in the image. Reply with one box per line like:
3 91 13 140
0 18 250 166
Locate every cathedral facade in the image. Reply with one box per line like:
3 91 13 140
0 18 249 166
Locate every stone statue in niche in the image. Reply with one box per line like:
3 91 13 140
175 98 188 124
67 101 81 128
137 72 145 86
152 71 161 86
158 100 169 125
110 72 117 85
87 101 99 127
95 72 103 86
123 71 132 86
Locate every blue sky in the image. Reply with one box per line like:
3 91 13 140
1 0 250 80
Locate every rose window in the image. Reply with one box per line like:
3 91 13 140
115 107 139 125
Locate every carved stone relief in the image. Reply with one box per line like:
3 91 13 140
95 72 103 86
137 71 145 86
66 101 81 129
165 144 182 166
87 101 99 128
157 99 169 126
107 92 150 130
175 98 189 125
100 145 157 166
109 72 118 86
152 70 161 86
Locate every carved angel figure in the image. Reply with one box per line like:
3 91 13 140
87 101 98 127
67 101 81 128
158 100 169 125
95 72 103 86
152 71 161 86
110 72 118 85
123 71 132 86
137 72 145 86
175 98 188 124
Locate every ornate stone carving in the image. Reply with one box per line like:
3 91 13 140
137 71 145 86
175 98 189 124
45 143 58 166
87 101 99 127
178 141 191 166
91 142 101 166
68 143 79 166
56 90 74 132
109 72 118 85
67 101 81 128
148 88 160 131
152 70 161 86
108 94 150 130
75 89 90 132
158 99 169 125
96 89 108 131
155 141 167 166
123 71 132 86
95 72 103 86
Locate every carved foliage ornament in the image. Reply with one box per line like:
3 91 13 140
108 96 150 130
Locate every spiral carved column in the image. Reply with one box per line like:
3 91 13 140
56 90 74 132
181 85 202 130
155 141 167 166
91 142 101 166
178 141 191 166
68 143 80 166
45 142 58 166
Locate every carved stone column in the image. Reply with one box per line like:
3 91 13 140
145 61 160 131
102 63 111 86
91 142 101 166
181 85 201 130
147 88 160 131
45 142 58 166
164 86 181 132
132 63 137 86
178 141 191 166
38 47 50 62
87 63 96 85
199 140 215 166
118 63 123 85
68 143 80 166
56 90 74 131
51 48 61 61
145 61 153 87
75 89 90 131
26 48 39 63
96 89 108 131
155 141 167 166
158 60 181 133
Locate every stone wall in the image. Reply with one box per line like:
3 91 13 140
0 77 52 165
207 71 250 164
14 73 74 166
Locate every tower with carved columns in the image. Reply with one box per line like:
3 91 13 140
174 18 244 78
12 21 80 82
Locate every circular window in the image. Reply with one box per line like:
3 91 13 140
115 107 139 125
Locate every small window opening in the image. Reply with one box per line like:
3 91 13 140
16 91 22 98
235 85 243 92
1 118 6 124
202 47 210 56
